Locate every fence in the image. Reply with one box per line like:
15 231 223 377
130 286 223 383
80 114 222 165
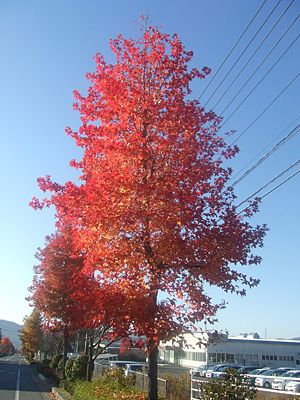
132 371 167 397
93 362 190 399
191 378 300 400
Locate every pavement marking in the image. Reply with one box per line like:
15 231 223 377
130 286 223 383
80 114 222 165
15 367 20 400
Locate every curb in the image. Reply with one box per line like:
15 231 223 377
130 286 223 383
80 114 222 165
35 371 71 400
52 386 72 400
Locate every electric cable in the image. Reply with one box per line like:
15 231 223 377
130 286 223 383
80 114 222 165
210 0 296 110
229 71 300 146
236 159 300 209
220 27 300 122
197 0 267 101
202 0 282 107
229 124 300 188
229 117 300 182
237 167 300 215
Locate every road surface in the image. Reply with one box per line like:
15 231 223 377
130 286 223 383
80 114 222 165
0 354 51 400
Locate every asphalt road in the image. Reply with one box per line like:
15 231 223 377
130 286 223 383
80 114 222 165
0 355 51 400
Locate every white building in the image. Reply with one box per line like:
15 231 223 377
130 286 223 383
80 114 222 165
159 332 300 369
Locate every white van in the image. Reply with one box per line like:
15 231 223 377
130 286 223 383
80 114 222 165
109 360 136 369
125 363 148 376
94 353 118 364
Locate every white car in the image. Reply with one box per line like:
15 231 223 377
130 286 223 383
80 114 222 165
125 363 148 376
255 368 292 389
205 364 229 378
272 369 300 390
190 365 212 378
109 361 137 369
285 380 300 393
211 365 241 378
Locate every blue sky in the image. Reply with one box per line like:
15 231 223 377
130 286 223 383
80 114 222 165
0 0 299 340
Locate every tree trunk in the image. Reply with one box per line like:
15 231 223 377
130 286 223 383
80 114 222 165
62 331 69 380
86 330 94 381
148 339 159 400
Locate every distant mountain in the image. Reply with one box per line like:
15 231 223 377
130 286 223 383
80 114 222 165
0 320 23 350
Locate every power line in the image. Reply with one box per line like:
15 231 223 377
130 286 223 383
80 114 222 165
203 0 282 107
259 168 300 200
237 166 300 215
211 0 296 110
197 0 267 101
236 159 300 209
229 116 300 182
229 71 300 146
219 25 300 122
229 124 300 188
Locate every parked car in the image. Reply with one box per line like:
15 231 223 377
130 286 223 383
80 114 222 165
190 365 212 378
109 361 137 369
272 369 300 390
236 366 257 375
246 368 272 385
285 380 300 393
205 364 229 378
125 363 148 376
211 365 241 379
255 368 293 389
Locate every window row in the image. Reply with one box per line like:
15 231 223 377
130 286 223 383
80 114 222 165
184 351 206 362
262 355 294 362
207 353 258 364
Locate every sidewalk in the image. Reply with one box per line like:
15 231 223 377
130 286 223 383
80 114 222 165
29 363 72 400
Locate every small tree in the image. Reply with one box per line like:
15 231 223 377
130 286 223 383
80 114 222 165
28 228 136 381
20 309 43 359
199 368 257 400
0 337 15 355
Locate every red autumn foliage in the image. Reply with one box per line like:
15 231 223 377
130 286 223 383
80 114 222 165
30 21 267 399
0 337 15 355
27 229 134 342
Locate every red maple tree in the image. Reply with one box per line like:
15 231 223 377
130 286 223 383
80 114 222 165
27 228 134 379
0 337 15 355
31 20 267 399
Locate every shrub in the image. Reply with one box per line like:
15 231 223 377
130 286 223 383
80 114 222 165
71 355 88 381
36 362 55 378
42 366 56 378
50 354 63 370
60 379 76 396
199 368 257 400
58 356 66 371
73 367 149 400
65 357 76 382
36 363 47 374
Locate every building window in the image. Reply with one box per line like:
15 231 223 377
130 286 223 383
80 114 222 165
270 356 273 360
209 353 216 363
235 354 243 364
262 355 265 360
274 356 277 360
226 354 234 363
